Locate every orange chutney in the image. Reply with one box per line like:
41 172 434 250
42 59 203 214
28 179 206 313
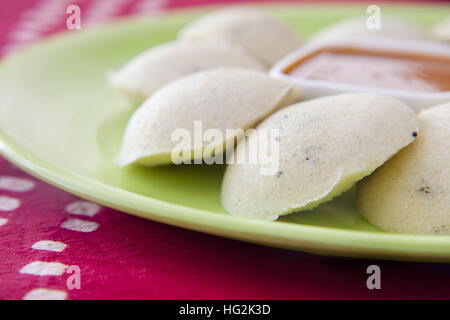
284 47 450 93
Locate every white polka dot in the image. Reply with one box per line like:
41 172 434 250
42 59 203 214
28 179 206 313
0 218 8 227
61 218 99 232
32 240 67 252
23 288 67 300
0 176 35 192
20 261 68 276
65 200 100 217
0 196 20 211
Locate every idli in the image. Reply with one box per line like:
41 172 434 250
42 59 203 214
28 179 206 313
116 67 300 166
431 17 450 42
358 102 450 234
221 93 419 220
178 7 302 66
108 41 265 104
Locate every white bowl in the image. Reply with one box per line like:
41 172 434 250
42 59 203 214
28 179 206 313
270 37 450 112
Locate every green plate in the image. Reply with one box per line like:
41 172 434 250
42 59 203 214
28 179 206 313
1 3 449 262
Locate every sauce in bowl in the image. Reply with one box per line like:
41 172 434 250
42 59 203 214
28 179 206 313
284 47 450 93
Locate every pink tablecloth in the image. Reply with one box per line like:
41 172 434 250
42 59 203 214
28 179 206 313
1 0 450 300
